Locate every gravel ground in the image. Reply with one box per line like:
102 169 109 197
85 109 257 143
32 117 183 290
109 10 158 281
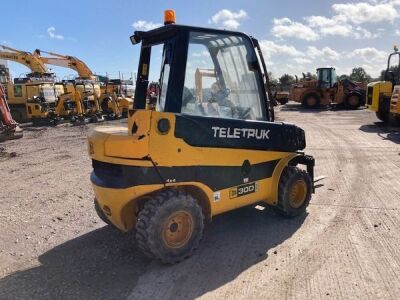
0 103 399 299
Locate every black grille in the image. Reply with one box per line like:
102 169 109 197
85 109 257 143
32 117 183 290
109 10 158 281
92 160 123 177
367 86 373 105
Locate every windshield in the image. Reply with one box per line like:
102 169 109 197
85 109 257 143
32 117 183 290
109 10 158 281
41 85 57 102
318 69 332 88
331 69 337 85
181 32 265 121
0 67 10 84
122 84 135 97
387 53 400 83
54 84 65 97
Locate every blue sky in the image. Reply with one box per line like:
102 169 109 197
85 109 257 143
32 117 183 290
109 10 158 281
1 0 399 80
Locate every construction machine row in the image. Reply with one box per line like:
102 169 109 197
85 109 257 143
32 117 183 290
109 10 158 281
0 45 134 126
1 19 399 144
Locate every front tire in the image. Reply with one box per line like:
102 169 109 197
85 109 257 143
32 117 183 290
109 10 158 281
302 93 320 109
136 190 204 264
275 166 312 217
345 93 362 109
376 111 389 122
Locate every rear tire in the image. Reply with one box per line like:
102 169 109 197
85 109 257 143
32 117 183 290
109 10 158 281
345 93 362 110
136 190 204 264
302 93 320 109
376 112 400 125
275 166 312 217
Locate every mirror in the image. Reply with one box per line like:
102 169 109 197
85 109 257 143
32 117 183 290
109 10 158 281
130 34 141 45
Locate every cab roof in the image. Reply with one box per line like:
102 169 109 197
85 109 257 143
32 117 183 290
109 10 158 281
132 24 257 46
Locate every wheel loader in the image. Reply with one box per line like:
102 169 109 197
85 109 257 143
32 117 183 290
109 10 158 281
0 82 23 142
290 67 366 109
367 46 400 124
88 10 315 264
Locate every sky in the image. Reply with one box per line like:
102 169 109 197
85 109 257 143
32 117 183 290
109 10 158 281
1 0 400 81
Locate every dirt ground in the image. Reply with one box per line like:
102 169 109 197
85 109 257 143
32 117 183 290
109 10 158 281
0 103 399 299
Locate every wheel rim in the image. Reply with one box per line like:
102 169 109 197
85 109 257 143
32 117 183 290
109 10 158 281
162 211 194 249
348 95 359 106
289 180 307 209
307 97 317 107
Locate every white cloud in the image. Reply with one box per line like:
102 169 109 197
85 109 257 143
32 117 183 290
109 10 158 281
47 27 64 40
259 40 304 60
396 29 400 36
319 24 353 37
132 20 162 31
305 14 378 39
209 9 247 30
192 51 209 57
332 2 399 24
292 57 313 64
271 17 319 41
303 1 398 40
348 47 387 63
307 46 340 60
306 15 343 27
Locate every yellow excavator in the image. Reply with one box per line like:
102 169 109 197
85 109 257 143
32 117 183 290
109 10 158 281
0 45 58 123
0 45 88 123
33 49 116 121
99 77 134 118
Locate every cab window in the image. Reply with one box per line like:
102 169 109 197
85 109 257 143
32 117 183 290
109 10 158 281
181 32 265 121
14 85 22 97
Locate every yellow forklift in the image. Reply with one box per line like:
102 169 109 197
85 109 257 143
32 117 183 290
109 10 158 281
367 46 400 124
88 10 315 264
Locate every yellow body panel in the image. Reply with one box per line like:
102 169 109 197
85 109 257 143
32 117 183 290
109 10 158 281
5 82 56 121
367 81 392 112
89 109 303 232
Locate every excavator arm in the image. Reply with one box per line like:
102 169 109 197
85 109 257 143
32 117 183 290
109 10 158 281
0 45 48 74
0 83 23 141
33 49 95 79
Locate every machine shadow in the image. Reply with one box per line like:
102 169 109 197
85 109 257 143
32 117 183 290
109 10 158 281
279 102 331 113
0 206 306 299
279 102 366 114
359 123 400 144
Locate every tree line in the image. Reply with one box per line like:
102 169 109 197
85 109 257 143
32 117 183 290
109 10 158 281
270 67 395 86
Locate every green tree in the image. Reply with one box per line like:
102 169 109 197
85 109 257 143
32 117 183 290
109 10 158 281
380 65 399 81
349 67 372 83
267 71 279 86
338 74 349 81
279 73 295 86
304 72 317 80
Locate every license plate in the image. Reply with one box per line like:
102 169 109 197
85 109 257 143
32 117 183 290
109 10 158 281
230 181 258 199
